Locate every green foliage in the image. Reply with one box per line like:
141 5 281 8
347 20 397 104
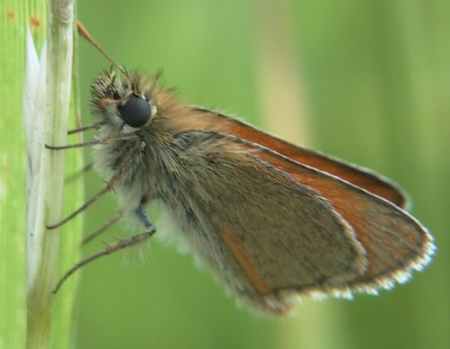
1 1 83 348
0 1 28 347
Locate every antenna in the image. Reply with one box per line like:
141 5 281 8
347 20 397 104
76 20 127 75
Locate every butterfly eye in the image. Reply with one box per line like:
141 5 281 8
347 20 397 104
118 94 151 128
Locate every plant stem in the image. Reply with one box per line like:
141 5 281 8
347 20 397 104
26 1 77 349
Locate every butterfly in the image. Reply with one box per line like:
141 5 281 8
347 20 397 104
47 22 434 315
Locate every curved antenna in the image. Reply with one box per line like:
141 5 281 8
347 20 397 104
76 20 127 75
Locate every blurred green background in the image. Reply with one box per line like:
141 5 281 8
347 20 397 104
75 1 449 349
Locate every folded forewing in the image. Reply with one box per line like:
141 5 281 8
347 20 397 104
178 107 408 208
171 130 367 313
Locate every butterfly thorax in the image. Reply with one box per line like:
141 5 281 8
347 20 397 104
89 70 209 220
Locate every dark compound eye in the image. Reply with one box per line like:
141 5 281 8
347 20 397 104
118 94 151 128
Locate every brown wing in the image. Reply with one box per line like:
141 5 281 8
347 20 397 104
168 130 433 314
234 140 434 293
176 107 408 208
170 131 367 314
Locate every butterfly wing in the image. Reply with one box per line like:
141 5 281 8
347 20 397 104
169 131 367 314
166 129 433 314
235 140 434 292
176 107 408 208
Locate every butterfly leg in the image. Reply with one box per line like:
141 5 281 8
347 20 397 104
45 139 102 150
46 135 139 229
53 205 156 293
64 121 103 181
64 120 103 180
67 121 104 135
134 205 156 231
45 135 136 151
46 181 113 229
81 210 124 245
45 137 127 229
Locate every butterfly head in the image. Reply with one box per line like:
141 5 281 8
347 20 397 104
91 68 157 129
